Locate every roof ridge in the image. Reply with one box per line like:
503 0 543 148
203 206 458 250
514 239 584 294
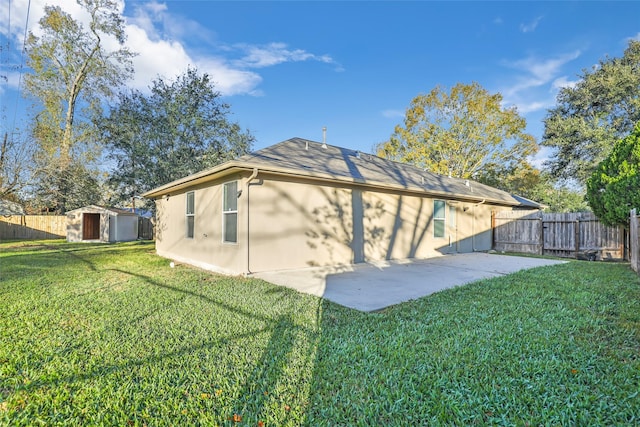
144 137 540 208
250 137 508 189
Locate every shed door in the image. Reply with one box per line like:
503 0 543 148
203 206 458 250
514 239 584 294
83 213 100 240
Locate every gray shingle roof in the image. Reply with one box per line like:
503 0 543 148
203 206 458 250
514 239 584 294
143 137 541 208
238 138 539 207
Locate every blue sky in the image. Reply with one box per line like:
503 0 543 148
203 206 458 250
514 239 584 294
2 1 639 167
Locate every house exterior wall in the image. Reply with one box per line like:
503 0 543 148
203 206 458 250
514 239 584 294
247 176 501 273
247 177 355 272
153 172 521 275
154 172 248 274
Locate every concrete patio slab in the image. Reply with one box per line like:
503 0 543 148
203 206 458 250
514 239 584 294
253 253 566 311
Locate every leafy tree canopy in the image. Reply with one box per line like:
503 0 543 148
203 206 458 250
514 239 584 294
543 40 640 185
481 162 589 213
586 122 640 226
376 82 538 180
24 0 135 213
98 67 254 210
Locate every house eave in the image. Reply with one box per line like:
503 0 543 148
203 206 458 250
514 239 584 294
143 161 523 207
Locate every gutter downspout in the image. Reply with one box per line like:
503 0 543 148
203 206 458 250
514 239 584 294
246 168 259 275
472 199 486 252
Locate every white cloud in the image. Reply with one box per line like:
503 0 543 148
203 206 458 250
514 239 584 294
503 50 581 95
124 1 260 94
529 145 556 169
381 109 405 119
233 42 340 71
196 58 263 96
128 1 215 45
514 101 548 114
629 32 640 41
499 50 581 113
520 16 543 33
2 0 337 97
552 76 579 90
0 71 22 95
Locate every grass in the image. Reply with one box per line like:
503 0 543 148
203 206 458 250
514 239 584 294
1 240 639 426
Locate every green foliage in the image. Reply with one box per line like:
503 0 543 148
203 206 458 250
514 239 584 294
24 0 135 213
2 242 640 425
533 183 589 213
376 82 538 180
543 40 640 185
586 123 640 226
480 165 589 212
28 158 102 213
98 68 254 209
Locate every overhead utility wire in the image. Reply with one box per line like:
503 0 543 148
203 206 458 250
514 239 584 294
11 0 31 135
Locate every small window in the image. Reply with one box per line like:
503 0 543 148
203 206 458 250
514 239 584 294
223 181 238 243
186 191 195 238
434 200 446 238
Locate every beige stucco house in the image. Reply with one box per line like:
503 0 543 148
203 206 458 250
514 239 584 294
143 138 541 275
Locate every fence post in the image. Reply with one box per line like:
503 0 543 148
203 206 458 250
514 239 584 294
574 219 580 259
538 214 544 255
631 209 639 273
491 210 495 250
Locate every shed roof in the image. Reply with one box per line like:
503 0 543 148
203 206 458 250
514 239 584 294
143 138 542 208
66 205 139 216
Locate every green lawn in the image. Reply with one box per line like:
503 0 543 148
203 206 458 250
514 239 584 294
1 241 639 426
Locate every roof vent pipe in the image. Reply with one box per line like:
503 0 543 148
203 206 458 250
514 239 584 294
305 140 309 150
465 179 470 187
356 150 360 159
322 126 327 148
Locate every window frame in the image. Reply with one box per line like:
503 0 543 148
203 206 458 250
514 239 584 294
433 199 446 238
222 181 238 244
186 191 195 239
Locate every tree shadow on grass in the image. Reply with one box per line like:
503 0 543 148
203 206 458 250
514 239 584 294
110 269 323 424
10 266 323 425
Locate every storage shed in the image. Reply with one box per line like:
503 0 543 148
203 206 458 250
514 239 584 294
66 205 139 243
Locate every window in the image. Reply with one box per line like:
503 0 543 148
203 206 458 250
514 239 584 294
186 191 195 238
223 181 238 243
434 200 446 238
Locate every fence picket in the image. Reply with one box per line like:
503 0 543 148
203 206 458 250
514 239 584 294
0 215 66 240
631 209 640 273
493 211 625 260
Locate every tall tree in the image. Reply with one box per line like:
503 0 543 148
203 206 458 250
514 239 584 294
0 132 32 202
376 82 538 180
543 40 640 185
98 68 254 210
24 0 135 213
586 123 640 226
480 163 589 212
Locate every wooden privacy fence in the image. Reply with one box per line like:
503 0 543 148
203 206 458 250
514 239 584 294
493 211 626 260
631 209 640 274
0 215 66 241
